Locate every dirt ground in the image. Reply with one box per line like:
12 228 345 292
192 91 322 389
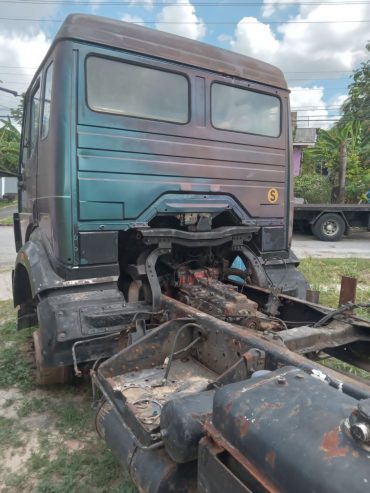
0 300 135 493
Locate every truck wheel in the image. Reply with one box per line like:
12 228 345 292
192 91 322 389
33 330 72 385
311 213 345 242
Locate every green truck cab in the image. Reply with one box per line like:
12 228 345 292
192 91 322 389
12 14 307 381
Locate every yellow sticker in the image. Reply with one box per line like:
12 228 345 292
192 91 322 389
267 188 279 203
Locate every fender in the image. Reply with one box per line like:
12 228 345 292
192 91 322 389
310 209 350 232
13 228 64 307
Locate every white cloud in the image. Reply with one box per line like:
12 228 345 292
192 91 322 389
0 2 55 114
217 33 232 44
262 0 297 18
330 93 347 109
156 0 206 41
290 86 330 128
121 14 145 25
0 32 50 114
230 17 279 61
228 2 370 78
0 2 58 36
128 0 153 10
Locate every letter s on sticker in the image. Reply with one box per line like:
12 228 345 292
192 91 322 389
267 188 279 204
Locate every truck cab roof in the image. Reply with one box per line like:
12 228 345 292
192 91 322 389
46 13 287 91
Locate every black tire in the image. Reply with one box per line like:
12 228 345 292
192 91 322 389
311 213 345 242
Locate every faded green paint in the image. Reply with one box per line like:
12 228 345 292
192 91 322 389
18 14 291 272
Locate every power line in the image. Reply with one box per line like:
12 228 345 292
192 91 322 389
0 72 354 82
1 16 370 24
292 106 343 110
0 66 37 70
0 66 356 74
0 83 350 91
0 74 341 81
0 77 351 85
1 0 370 4
0 73 36 76
0 66 355 75
290 86 348 90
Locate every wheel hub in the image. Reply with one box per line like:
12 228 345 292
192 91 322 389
323 220 338 236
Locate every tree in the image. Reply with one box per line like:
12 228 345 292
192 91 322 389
341 42 370 171
342 43 370 124
302 122 363 203
10 94 24 126
0 119 20 175
0 95 24 176
300 43 370 203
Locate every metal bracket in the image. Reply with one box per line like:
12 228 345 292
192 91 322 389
145 246 172 310
243 348 266 374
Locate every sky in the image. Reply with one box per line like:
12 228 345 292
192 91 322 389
0 0 369 129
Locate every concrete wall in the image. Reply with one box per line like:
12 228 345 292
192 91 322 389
1 177 17 198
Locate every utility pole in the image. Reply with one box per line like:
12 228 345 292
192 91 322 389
338 140 348 204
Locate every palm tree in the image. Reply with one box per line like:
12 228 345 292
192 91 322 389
309 121 360 203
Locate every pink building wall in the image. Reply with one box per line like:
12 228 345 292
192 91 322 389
293 149 302 176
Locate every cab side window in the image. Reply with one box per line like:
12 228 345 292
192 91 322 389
29 82 41 157
41 63 53 139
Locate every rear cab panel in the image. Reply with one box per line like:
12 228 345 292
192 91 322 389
74 43 291 267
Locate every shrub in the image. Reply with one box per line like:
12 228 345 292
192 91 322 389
294 173 332 204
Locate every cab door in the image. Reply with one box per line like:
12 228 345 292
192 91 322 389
19 79 41 244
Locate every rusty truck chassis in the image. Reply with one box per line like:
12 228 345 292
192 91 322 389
91 266 370 493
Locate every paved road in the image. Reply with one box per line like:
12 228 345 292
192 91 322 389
0 227 15 300
0 227 369 300
0 226 15 268
292 231 370 259
0 204 16 219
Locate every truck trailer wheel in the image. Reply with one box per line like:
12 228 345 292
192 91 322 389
312 213 345 241
33 330 72 385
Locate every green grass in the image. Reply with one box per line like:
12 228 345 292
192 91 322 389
299 258 370 377
0 305 35 392
0 215 13 226
2 436 135 493
17 397 49 418
324 358 370 380
0 417 24 450
298 258 370 318
0 299 16 321
29 441 136 493
0 199 16 210
0 199 16 225
0 300 135 492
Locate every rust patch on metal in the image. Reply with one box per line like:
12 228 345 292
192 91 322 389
204 421 281 493
200 435 224 455
265 450 276 468
224 401 233 415
237 416 250 437
339 276 357 308
162 295 370 396
320 429 349 459
191 412 211 424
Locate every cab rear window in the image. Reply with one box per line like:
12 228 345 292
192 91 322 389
211 83 280 137
86 56 189 124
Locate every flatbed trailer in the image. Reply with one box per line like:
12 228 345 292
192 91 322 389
293 203 370 241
